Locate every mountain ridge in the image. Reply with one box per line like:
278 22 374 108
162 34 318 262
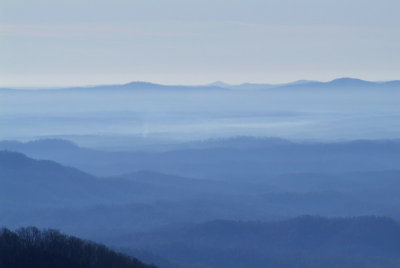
2 77 400 92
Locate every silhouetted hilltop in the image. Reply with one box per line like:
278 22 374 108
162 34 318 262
0 227 154 268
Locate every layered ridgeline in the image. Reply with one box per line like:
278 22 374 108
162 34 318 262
1 137 400 177
1 78 399 92
0 227 154 268
2 78 400 142
2 139 400 230
115 216 400 268
2 137 400 267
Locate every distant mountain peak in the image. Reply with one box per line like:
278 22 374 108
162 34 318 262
328 77 370 85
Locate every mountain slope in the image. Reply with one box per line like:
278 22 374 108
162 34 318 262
0 227 154 268
0 151 155 209
274 77 400 90
2 138 400 178
0 81 228 93
113 216 400 268
0 151 103 208
211 78 400 91
2 78 400 93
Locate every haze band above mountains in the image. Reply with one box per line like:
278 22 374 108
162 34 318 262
2 77 400 92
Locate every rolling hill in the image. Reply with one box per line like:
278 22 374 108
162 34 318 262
0 227 154 268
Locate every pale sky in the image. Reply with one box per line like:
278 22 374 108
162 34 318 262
1 0 399 87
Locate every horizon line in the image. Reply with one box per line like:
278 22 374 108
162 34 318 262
1 76 400 90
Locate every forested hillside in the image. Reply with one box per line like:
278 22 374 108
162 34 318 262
0 227 155 268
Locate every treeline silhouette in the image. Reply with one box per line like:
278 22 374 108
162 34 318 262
0 227 155 268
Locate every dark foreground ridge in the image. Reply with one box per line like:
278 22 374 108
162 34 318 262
0 227 155 268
